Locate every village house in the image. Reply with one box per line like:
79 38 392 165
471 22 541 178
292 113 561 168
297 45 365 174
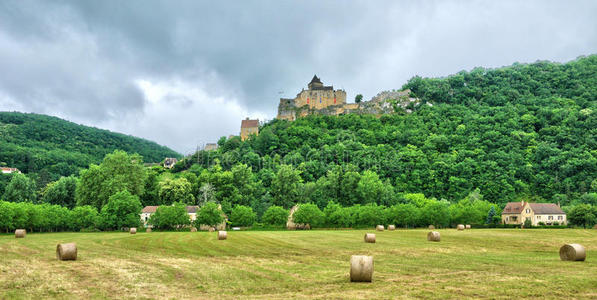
240 118 259 141
1 167 21 174
163 158 178 169
501 201 567 226
140 205 199 227
204 143 218 151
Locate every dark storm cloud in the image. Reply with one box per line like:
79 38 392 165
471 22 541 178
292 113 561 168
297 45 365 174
1 0 596 152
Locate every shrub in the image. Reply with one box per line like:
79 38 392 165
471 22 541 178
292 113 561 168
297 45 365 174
230 205 257 227
293 203 324 228
194 201 224 228
149 202 191 230
261 205 288 226
99 190 142 230
71 205 99 231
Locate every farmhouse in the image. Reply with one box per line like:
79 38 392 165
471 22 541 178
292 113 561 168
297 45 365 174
163 158 178 169
1 167 21 174
141 205 199 227
501 201 566 226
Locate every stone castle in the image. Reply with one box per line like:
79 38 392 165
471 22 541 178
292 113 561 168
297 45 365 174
277 75 417 121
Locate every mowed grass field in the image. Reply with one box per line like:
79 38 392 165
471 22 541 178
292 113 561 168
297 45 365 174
1 229 596 299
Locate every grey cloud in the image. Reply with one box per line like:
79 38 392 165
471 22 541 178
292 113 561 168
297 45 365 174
0 0 596 152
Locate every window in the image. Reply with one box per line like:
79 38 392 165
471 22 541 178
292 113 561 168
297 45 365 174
536 216 541 220
558 216 563 220
548 216 553 220
525 209 530 213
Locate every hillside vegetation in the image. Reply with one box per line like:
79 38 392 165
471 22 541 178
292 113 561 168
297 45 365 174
0 112 179 189
176 55 597 206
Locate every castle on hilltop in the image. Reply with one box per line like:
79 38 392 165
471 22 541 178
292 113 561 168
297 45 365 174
277 75 355 121
277 75 417 121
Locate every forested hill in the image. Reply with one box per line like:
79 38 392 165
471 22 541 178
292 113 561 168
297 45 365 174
0 112 179 179
177 55 597 207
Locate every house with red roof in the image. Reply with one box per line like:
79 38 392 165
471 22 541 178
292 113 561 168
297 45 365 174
1 167 21 174
501 201 566 226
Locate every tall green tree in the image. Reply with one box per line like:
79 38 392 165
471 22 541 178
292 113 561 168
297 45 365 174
159 177 195 205
271 165 303 208
42 176 78 208
98 190 142 230
2 173 36 203
76 150 147 210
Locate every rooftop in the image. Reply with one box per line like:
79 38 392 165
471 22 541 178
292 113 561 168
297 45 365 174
241 118 259 128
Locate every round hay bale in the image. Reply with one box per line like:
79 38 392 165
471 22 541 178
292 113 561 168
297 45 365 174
376 225 384 231
14 229 26 238
559 244 586 261
190 227 197 232
388 225 396 231
465 224 471 229
130 227 137 234
457 224 465 231
218 230 227 240
146 228 152 233
350 255 373 282
427 231 441 242
364 233 376 243
593 224 597 230
304 224 311 230
56 243 77 261
208 227 215 232
428 225 435 230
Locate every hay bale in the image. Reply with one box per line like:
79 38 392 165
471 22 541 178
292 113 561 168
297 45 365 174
146 228 152 233
364 233 376 243
130 227 137 234
427 231 441 242
559 244 586 261
457 224 465 231
376 225 384 231
218 230 227 240
388 225 396 231
465 224 471 229
14 229 26 238
350 255 373 282
428 225 435 230
593 224 597 230
190 227 197 232
208 227 215 232
56 243 77 261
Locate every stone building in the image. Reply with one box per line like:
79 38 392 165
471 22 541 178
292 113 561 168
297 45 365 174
277 75 347 121
163 158 178 169
240 118 259 141
501 201 566 226
204 143 218 151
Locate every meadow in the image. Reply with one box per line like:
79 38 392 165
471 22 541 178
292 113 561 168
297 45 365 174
1 229 596 299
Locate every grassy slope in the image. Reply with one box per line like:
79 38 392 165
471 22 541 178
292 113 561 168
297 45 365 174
0 229 596 299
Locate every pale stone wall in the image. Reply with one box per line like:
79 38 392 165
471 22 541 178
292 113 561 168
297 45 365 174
240 127 259 141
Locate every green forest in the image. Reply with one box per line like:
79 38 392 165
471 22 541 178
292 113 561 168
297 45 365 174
1 55 596 232
0 112 180 193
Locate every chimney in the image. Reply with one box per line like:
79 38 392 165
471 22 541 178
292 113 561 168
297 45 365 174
557 201 560 208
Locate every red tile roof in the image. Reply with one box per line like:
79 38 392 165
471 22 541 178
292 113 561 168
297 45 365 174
241 119 259 128
529 203 565 215
142 206 158 213
502 202 524 214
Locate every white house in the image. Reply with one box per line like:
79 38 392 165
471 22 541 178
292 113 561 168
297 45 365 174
1 167 21 174
141 205 199 227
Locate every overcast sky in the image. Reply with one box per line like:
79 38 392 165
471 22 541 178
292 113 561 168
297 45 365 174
1 1 596 154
